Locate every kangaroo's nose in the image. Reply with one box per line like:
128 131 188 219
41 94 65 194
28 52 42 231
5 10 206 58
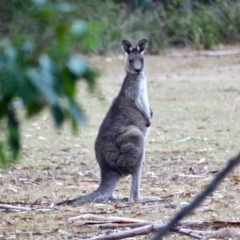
135 69 141 74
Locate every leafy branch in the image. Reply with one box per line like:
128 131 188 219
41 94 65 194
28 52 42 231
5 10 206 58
0 0 99 167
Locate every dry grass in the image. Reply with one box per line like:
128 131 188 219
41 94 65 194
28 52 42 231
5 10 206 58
0 48 240 239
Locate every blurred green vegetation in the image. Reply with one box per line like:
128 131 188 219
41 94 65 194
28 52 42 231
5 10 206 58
1 0 239 53
0 0 99 167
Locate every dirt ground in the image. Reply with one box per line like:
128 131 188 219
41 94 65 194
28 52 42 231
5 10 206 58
0 48 240 239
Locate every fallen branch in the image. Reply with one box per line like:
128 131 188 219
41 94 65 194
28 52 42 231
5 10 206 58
0 204 57 212
68 213 148 223
66 214 240 240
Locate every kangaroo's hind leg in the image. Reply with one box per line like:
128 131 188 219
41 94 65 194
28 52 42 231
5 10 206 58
57 160 122 205
113 129 155 202
104 129 145 201
129 146 160 202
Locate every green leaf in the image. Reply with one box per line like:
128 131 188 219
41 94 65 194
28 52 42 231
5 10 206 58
83 68 99 92
66 56 87 77
1 71 19 95
0 97 11 119
70 20 87 37
88 20 105 33
68 99 85 124
27 67 58 106
56 24 68 51
32 0 47 6
0 55 5 70
4 45 16 62
0 143 8 168
82 34 100 50
55 3 74 13
26 100 45 117
51 105 64 127
7 109 20 160
16 76 36 108
26 55 59 106
61 67 76 98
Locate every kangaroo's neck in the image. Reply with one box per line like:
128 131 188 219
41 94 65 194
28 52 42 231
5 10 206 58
119 71 150 122
121 72 147 100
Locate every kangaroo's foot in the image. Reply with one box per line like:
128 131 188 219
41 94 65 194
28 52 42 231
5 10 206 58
56 199 75 206
56 191 113 206
57 194 130 206
146 121 151 127
56 196 111 206
110 194 128 201
56 194 160 206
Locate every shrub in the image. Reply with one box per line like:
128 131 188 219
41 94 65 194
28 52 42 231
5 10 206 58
2 1 240 53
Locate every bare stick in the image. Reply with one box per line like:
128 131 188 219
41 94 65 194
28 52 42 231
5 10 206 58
0 204 57 212
68 213 148 223
79 223 204 240
172 228 204 239
152 152 240 240
71 220 240 240
0 204 32 211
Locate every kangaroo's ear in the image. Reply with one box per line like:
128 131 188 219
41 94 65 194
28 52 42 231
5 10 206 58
137 39 148 53
122 40 132 54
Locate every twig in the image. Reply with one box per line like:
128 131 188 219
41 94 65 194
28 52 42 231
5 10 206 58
69 214 240 228
68 213 148 223
139 202 178 210
0 204 32 211
74 221 204 240
69 217 240 240
88 222 150 229
0 204 57 212
152 152 240 240
172 228 204 239
81 224 156 240
69 214 240 239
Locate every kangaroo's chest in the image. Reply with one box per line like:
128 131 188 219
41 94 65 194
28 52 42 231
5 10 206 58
127 77 148 100
119 75 150 120
139 80 149 102
138 79 150 115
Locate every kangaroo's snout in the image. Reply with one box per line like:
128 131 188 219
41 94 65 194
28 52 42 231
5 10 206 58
135 69 141 74
133 59 142 74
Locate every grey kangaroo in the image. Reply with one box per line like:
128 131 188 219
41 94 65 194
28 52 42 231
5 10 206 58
57 39 158 205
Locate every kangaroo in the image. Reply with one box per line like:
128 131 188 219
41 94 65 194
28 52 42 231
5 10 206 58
57 39 158 205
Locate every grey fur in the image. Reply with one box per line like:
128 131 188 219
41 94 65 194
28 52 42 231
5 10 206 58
57 39 157 205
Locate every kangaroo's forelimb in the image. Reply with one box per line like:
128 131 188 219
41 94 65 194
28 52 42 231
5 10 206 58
135 99 151 127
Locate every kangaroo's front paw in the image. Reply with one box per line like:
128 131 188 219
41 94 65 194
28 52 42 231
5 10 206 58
146 121 151 127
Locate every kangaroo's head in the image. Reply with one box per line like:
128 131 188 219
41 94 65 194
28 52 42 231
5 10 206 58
122 39 148 75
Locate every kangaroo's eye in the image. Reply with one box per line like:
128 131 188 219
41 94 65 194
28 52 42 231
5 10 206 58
129 59 133 63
